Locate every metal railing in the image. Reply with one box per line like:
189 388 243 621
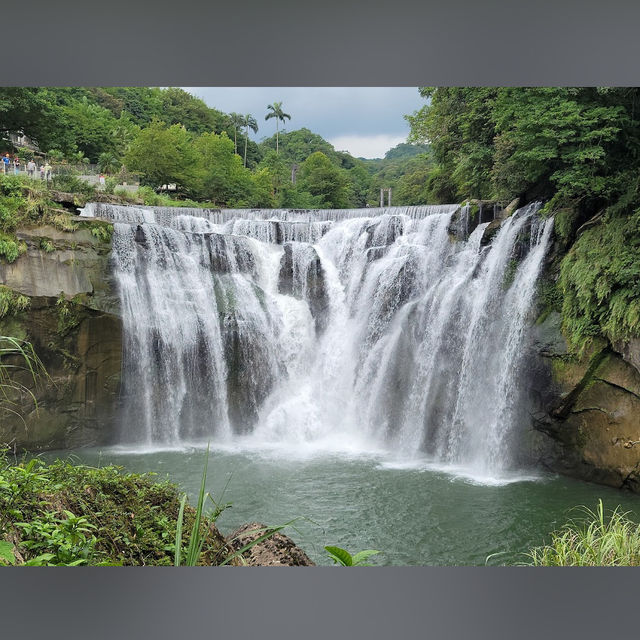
1 163 141 191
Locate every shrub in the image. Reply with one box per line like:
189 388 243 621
39 238 55 253
137 185 160 206
104 177 118 195
0 175 27 198
50 213 78 233
51 174 96 197
0 232 26 263
90 224 113 243
0 286 30 318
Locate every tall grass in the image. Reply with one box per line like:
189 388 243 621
0 336 47 422
173 444 299 566
527 500 640 566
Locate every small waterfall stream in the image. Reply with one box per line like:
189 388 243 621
82 202 553 479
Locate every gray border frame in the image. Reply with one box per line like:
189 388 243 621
3 0 640 85
2 0 640 637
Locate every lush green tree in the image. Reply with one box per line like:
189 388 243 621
406 87 635 209
406 87 498 199
297 151 350 208
491 88 625 207
159 88 224 135
0 88 74 155
278 184 320 208
103 87 165 126
124 120 198 191
259 127 337 165
193 132 253 205
345 161 372 207
384 142 431 161
258 150 291 200
248 168 276 207
62 97 118 162
89 88 125 117
110 113 140 158
265 101 291 154
393 154 438 205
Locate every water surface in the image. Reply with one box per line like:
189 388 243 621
38 445 640 566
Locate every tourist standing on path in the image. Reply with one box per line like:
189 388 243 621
43 162 52 182
2 154 10 174
39 164 45 180
27 159 36 177
13 157 20 175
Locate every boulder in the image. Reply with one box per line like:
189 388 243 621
227 522 315 566
530 313 640 491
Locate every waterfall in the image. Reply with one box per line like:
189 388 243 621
95 202 553 477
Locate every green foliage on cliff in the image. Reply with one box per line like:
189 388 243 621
0 174 81 247
89 223 114 243
0 232 25 263
0 287 30 318
559 209 640 351
55 293 87 335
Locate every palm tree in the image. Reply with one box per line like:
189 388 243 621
265 102 291 154
229 113 245 154
98 152 120 175
243 114 258 167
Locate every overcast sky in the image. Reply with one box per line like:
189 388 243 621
183 87 424 158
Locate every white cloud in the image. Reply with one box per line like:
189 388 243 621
328 134 407 159
183 87 423 144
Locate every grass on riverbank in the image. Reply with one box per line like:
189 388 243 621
0 454 235 566
526 500 640 566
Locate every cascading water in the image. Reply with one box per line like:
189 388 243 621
88 201 553 479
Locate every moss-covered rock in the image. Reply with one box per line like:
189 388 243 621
531 312 640 491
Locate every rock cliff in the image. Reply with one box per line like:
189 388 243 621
0 218 121 450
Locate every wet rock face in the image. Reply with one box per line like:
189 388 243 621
530 313 640 491
278 242 330 334
0 225 118 315
222 315 280 435
0 297 122 451
613 338 640 377
227 522 315 566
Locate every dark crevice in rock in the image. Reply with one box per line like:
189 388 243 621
592 376 640 402
550 348 609 419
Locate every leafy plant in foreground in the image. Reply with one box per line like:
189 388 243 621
324 546 380 566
